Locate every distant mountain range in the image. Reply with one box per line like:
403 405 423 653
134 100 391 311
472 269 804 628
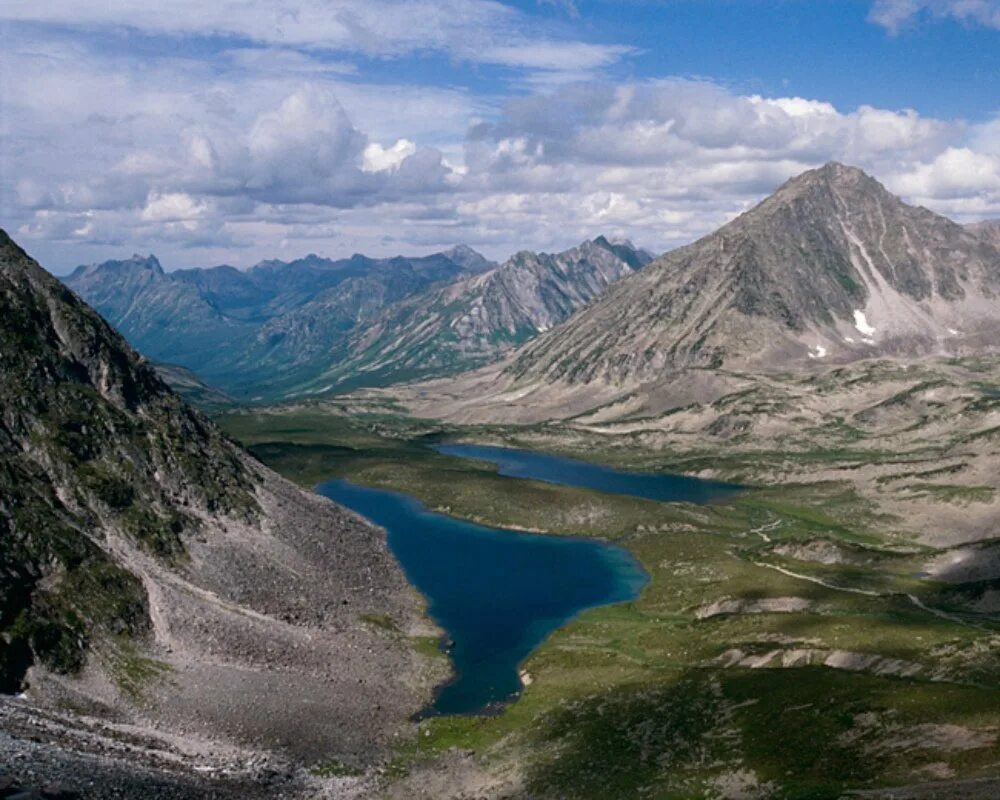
289 236 653 394
66 247 495 399
66 238 650 400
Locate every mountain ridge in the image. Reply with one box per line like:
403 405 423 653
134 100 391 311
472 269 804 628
65 238 650 400
379 163 1000 427
289 236 653 395
0 229 437 786
65 245 495 396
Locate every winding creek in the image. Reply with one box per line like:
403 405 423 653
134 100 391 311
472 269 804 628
317 444 740 715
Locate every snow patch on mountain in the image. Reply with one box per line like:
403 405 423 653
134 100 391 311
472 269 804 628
854 310 877 337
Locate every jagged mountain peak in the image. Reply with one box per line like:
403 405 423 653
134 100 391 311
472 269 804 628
734 162 896 229
441 244 496 273
589 235 653 269
288 235 650 395
69 252 164 280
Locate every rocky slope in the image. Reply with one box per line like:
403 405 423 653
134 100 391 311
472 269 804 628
377 164 1000 428
504 163 1000 388
66 248 494 399
969 219 1000 250
0 230 439 794
294 237 651 394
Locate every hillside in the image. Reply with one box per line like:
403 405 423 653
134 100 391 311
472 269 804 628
0 230 438 794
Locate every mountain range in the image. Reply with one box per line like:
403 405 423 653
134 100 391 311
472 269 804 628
291 236 652 394
389 164 1000 423
66 238 650 401
65 247 494 399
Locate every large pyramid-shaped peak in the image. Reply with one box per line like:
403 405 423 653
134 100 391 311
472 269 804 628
735 162 901 231
782 162 886 196
507 164 1000 387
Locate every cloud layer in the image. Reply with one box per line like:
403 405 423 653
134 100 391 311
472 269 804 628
870 0 1000 32
1 2 999 270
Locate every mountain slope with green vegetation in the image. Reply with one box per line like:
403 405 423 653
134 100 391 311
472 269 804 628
0 230 441 796
217 366 1000 799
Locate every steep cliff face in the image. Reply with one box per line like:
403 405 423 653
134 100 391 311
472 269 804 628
0 230 434 771
1 232 256 689
505 163 1000 386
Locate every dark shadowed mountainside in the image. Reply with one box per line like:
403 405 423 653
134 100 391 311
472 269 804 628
0 230 439 794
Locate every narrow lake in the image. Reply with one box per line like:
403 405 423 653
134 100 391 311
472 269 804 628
434 442 743 503
317 446 740 716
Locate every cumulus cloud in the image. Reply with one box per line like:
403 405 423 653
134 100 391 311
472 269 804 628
363 140 418 173
869 0 1000 32
3 5 1000 270
453 79 1000 254
891 147 1000 197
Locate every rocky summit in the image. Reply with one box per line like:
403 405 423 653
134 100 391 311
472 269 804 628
505 163 1000 387
0 230 439 795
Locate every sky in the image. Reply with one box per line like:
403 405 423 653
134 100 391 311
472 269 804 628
2 0 1000 273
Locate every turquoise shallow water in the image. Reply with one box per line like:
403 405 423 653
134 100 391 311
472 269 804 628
316 446 739 715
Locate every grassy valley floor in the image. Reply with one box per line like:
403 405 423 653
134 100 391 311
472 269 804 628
216 386 1000 800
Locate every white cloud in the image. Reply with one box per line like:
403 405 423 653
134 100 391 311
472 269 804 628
480 42 636 71
140 192 208 223
363 140 418 172
869 0 1000 32
888 147 1000 197
0 0 633 73
4 14 1000 271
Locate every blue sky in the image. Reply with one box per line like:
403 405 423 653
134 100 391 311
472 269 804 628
2 0 999 271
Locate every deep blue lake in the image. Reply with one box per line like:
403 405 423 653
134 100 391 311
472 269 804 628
316 446 739 716
316 480 648 715
434 442 743 504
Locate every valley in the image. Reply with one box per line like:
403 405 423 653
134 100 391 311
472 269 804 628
65 238 649 402
9 0 1000 795
215 355 1000 798
4 162 1000 799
